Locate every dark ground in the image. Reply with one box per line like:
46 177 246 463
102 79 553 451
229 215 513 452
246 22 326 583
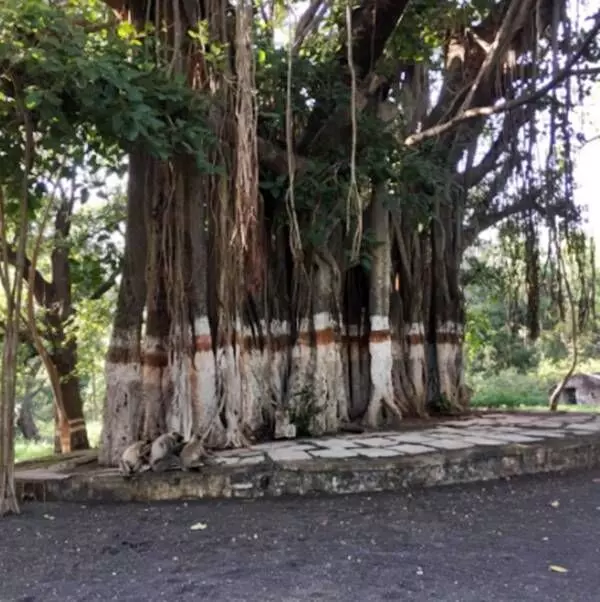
1 469 600 602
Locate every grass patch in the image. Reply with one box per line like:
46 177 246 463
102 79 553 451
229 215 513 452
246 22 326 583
468 358 600 410
14 420 101 463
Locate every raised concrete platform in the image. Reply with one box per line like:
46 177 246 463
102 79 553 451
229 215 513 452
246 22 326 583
15 412 600 503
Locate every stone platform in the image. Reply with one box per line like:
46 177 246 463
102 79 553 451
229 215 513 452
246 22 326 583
15 411 600 503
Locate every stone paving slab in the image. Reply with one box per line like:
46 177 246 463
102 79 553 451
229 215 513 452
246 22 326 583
14 411 600 503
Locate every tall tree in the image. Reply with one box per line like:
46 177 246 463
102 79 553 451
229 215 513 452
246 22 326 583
95 0 600 464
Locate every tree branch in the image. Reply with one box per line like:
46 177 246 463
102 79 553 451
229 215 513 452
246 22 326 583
298 0 411 152
405 15 600 147
461 105 534 189
90 268 120 300
1 246 54 306
293 0 329 52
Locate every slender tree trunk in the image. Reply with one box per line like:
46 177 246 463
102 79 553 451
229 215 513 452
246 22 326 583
364 184 401 427
16 398 40 441
51 338 89 452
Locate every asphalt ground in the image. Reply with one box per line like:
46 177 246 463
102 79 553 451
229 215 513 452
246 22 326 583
1 468 600 602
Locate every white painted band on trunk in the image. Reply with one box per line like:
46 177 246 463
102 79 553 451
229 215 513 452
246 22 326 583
313 312 332 331
194 316 211 336
370 315 390 331
298 318 312 333
270 320 290 336
110 329 140 348
407 322 425 335
142 336 166 350
105 360 141 378
436 321 463 335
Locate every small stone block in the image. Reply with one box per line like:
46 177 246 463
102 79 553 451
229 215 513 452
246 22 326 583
315 438 360 449
464 430 542 443
456 436 509 447
357 448 402 458
356 437 397 447
310 448 360 459
236 455 266 466
420 438 473 450
387 444 436 455
15 469 72 481
518 429 566 438
565 422 600 432
387 433 441 445
268 449 313 462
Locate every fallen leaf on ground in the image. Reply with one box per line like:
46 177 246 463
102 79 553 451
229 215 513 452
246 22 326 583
550 500 560 508
190 522 207 531
549 565 568 573
43 514 55 521
592 478 600 483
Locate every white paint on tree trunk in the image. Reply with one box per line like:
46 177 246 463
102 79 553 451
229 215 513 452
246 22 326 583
407 322 427 405
100 359 142 466
142 363 169 440
268 319 288 409
436 321 463 405
217 327 246 448
360 316 371 406
167 350 194 440
270 319 292 438
312 311 331 332
336 319 350 424
191 314 221 441
288 317 315 414
240 324 266 436
365 315 396 427
141 334 169 439
288 312 344 435
194 316 211 337
370 315 390 331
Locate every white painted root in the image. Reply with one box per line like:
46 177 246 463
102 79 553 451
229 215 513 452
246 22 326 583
365 316 401 427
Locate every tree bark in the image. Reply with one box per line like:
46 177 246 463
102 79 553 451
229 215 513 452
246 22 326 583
99 149 148 465
16 393 40 441
51 338 89 452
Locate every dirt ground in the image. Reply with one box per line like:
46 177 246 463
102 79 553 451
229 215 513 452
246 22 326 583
2 468 600 602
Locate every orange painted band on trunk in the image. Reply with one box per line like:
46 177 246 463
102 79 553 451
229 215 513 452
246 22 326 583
341 334 370 345
194 334 213 353
406 333 425 345
296 328 337 346
267 334 292 351
106 346 141 365
436 332 463 345
369 329 391 343
142 351 169 368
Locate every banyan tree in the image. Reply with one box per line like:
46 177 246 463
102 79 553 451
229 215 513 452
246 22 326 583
97 0 600 465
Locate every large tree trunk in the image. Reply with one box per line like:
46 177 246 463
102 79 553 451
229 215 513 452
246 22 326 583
99 150 148 465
